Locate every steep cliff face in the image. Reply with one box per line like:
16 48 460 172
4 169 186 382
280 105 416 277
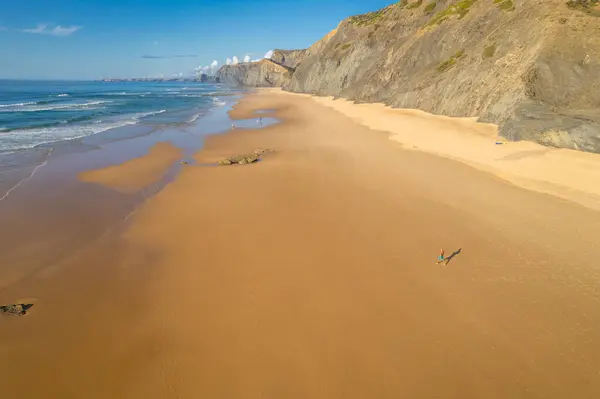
284 0 600 152
216 59 294 87
199 74 219 83
214 0 600 152
270 49 308 69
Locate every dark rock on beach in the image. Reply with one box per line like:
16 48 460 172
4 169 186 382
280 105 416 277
217 154 260 165
217 149 275 165
0 303 33 316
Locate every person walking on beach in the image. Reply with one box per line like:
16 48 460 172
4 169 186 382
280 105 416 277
436 248 447 265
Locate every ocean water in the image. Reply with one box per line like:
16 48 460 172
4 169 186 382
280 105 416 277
0 80 236 154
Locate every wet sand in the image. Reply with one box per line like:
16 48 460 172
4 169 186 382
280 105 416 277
2 91 600 398
79 142 183 193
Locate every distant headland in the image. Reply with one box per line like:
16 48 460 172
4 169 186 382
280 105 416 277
99 74 220 83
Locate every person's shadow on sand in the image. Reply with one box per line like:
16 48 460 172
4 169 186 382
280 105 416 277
444 248 462 265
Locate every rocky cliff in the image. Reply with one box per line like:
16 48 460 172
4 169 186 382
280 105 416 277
216 59 294 87
199 73 220 83
270 49 308 69
218 0 600 153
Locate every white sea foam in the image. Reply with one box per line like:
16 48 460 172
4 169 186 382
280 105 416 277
57 93 69 97
107 91 151 96
181 87 206 91
0 158 49 203
0 101 36 108
0 109 166 153
212 98 226 106
0 100 111 113
136 109 166 118
187 113 203 123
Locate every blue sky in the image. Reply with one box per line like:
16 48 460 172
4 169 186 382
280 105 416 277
0 0 393 80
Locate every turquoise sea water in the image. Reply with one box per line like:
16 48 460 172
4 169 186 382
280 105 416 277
0 80 236 154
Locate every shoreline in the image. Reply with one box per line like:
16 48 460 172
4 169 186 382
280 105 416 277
1 90 600 398
0 93 274 293
0 84 244 196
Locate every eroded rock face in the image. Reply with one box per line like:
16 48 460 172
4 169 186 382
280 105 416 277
284 0 600 153
218 0 600 153
215 60 295 87
270 49 308 69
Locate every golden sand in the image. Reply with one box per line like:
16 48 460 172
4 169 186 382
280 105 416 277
78 142 182 193
1 91 600 398
277 88 600 211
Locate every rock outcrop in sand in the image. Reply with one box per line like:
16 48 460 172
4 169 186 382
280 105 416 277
0 303 33 316
217 0 600 153
217 148 275 165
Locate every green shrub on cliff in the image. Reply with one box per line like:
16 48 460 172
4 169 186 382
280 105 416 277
566 0 598 7
566 0 600 15
335 42 353 51
495 0 515 11
426 0 478 27
407 0 424 9
349 4 394 26
482 43 496 58
424 2 437 14
437 49 466 72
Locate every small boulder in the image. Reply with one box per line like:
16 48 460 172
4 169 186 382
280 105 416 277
0 303 33 316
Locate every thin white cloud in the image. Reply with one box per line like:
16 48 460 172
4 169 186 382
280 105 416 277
21 24 81 36
243 55 251 63
264 50 274 59
232 56 239 65
22 24 47 34
52 25 81 36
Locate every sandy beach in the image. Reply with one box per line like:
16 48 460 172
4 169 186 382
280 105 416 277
78 142 183 193
2 90 600 398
